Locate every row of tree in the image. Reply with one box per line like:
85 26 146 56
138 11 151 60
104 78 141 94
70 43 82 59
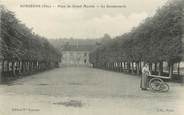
0 6 61 82
89 0 183 80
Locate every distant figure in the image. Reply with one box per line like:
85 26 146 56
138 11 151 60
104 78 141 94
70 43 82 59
140 63 151 90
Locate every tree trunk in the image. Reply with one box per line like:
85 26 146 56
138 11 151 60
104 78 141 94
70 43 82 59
154 62 157 73
169 63 173 78
7 60 9 77
127 62 130 73
149 63 152 73
120 62 122 72
123 62 125 71
0 60 3 82
136 62 140 75
139 61 142 74
131 62 134 74
177 62 180 77
158 61 163 76
12 60 15 77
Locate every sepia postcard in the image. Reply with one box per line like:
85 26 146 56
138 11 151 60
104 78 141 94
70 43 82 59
0 0 184 115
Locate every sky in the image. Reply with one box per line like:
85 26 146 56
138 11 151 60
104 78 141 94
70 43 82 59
1 0 168 39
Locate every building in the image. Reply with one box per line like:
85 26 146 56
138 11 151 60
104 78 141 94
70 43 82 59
60 42 93 66
61 51 90 66
49 37 110 67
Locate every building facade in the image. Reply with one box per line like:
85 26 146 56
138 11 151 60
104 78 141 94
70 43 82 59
61 51 90 66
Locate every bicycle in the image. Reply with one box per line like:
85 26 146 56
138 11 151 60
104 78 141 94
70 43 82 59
148 75 170 92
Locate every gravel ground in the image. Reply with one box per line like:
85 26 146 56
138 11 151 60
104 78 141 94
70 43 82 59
0 67 184 115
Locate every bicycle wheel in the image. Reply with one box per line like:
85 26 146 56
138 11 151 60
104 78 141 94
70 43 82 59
149 78 164 91
160 82 169 92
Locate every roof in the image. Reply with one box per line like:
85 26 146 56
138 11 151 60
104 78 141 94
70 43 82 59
62 45 94 51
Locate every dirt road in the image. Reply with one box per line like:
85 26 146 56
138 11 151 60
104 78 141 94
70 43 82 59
0 67 184 115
